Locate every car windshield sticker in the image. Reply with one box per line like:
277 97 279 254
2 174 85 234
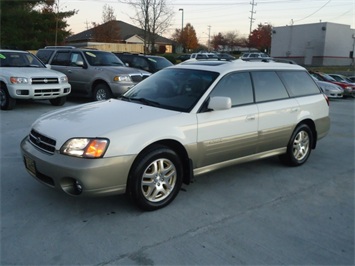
0 54 6 59
85 52 96 57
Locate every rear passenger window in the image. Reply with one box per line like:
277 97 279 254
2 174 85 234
210 72 254 106
252 71 289 102
51 51 70 66
278 71 320 96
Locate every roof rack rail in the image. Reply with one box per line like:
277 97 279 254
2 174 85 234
44 46 75 49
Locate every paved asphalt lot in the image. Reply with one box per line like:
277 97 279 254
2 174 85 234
1 97 354 265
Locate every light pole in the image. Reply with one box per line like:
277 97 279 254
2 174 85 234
179 8 184 33
179 8 184 52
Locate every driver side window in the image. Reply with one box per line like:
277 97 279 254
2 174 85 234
210 72 254 107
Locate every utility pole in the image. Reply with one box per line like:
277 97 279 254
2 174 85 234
249 0 256 35
208 25 211 51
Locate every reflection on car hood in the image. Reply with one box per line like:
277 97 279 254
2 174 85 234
1 67 66 77
32 99 178 146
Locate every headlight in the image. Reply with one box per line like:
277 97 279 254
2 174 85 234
113 75 132 82
10 77 29 84
61 138 109 158
60 75 68 83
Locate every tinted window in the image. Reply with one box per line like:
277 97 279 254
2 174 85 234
83 51 124 66
279 71 320 97
252 71 289 102
51 51 70 66
70 52 85 66
36 50 55 64
210 72 254 106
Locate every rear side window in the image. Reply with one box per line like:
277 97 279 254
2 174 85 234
252 71 289 102
51 51 70 66
278 71 320 97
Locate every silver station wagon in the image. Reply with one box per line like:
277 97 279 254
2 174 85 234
21 60 330 211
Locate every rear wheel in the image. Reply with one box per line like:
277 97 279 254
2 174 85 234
93 84 112 101
49 96 66 106
280 124 313 166
128 145 183 211
0 85 16 110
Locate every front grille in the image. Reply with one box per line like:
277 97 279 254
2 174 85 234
130 74 150 83
34 89 61 97
32 77 59 84
29 129 56 154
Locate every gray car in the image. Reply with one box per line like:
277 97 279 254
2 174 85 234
37 47 150 101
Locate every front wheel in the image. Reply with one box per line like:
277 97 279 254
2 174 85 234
280 124 313 166
0 85 16 110
93 84 112 101
128 145 183 211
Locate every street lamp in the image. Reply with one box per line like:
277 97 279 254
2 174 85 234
179 8 184 33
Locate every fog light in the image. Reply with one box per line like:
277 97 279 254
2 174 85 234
75 181 83 194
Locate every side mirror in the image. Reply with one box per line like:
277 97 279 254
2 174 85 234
76 61 85 67
45 64 51 69
208 96 232 111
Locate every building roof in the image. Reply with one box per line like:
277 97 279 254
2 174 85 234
66 20 174 45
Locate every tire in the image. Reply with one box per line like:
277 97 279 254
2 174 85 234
280 124 313 166
49 96 66 106
128 145 183 211
0 85 16 110
93 84 112 101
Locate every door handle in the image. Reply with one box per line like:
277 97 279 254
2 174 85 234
246 115 256 121
290 108 299 113
68 70 72 73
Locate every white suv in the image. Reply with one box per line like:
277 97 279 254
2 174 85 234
21 60 330 210
0 49 71 110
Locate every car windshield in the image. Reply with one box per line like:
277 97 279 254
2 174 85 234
83 51 125 66
123 68 219 112
0 51 45 68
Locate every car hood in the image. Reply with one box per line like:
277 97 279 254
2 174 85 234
1 67 66 77
31 99 179 146
94 66 150 76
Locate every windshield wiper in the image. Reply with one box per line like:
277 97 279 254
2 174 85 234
129 97 161 107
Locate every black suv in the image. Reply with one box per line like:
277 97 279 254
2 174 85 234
113 53 173 73
37 47 150 101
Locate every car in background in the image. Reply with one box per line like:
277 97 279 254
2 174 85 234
114 53 173 73
217 53 236 60
240 52 272 61
310 71 355 98
21 59 330 210
314 79 343 99
190 52 219 60
37 47 150 101
0 49 71 110
328 74 355 85
176 54 191 62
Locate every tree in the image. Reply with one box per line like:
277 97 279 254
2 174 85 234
0 0 75 50
102 4 116 23
248 23 272 53
172 23 198 52
91 4 119 42
123 0 174 54
211 31 248 52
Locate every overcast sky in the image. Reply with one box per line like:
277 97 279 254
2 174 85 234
62 0 354 43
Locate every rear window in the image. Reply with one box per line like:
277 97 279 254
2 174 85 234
279 71 320 97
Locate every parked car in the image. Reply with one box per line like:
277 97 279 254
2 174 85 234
216 53 236 60
328 74 355 85
176 54 191 62
314 79 343 99
190 52 219 60
0 49 71 110
21 60 330 210
309 71 355 98
240 52 272 61
36 47 150 101
114 53 173 73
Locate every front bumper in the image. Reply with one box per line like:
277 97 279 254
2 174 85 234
20 137 135 197
7 83 71 100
